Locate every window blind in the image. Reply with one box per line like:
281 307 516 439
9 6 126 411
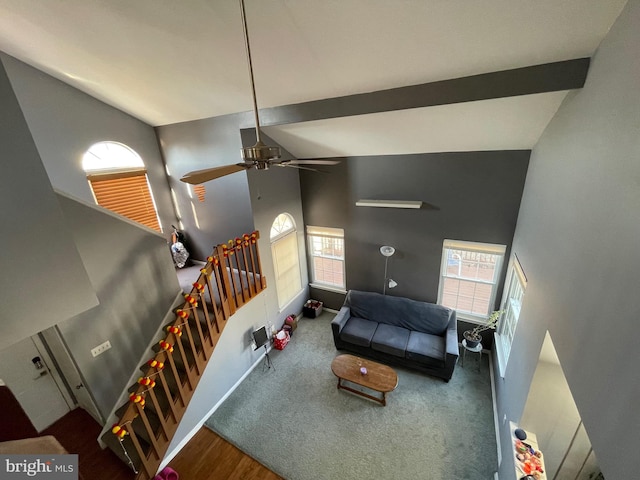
272 232 302 308
88 169 161 232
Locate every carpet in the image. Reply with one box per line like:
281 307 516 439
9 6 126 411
205 312 498 479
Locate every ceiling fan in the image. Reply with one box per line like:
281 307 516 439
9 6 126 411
180 0 339 185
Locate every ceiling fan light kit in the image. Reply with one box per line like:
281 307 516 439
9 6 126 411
356 199 422 209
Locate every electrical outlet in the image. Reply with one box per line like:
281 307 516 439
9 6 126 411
91 340 112 357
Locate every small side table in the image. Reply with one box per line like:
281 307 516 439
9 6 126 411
461 339 482 371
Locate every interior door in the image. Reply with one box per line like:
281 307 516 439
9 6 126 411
0 336 72 431
40 326 103 424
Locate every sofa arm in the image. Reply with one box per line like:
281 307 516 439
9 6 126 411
444 311 459 358
331 306 350 338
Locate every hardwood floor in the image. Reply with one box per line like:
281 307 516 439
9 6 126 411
168 428 283 480
42 408 281 480
41 408 133 480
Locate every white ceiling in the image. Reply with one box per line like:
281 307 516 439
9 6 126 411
0 0 627 156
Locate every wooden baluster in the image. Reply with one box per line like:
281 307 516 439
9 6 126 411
247 235 259 293
174 313 197 389
217 245 236 315
251 232 266 291
233 240 250 303
164 345 187 408
188 296 208 366
124 424 153 479
146 387 169 441
227 248 243 308
135 403 161 461
156 369 178 423
202 268 222 335
196 276 217 350
241 239 256 297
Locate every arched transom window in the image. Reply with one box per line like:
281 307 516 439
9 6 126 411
270 213 302 309
82 141 162 232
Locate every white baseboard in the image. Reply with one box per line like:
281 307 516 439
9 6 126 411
488 350 502 468
158 349 269 471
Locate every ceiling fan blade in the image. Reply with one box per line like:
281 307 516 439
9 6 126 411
275 163 323 172
284 159 341 166
180 164 249 184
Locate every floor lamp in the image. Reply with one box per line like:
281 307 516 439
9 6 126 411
380 246 397 295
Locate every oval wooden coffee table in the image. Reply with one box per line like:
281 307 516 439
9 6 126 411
331 354 398 406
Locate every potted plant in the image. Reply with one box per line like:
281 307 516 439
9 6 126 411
463 310 504 348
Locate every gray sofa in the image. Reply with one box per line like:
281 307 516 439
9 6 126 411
331 290 458 381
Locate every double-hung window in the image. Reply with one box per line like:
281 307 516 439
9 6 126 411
437 239 506 323
496 255 527 376
307 226 345 290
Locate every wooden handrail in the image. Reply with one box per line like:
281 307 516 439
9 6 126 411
109 231 265 480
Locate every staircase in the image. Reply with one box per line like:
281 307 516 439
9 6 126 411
102 231 266 479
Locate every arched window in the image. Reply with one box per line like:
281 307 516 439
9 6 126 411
270 213 302 309
82 141 162 232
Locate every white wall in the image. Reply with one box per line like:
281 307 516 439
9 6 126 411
521 334 582 477
494 1 640 478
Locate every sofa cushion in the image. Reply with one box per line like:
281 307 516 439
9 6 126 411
371 324 411 358
346 290 452 335
340 317 379 347
405 331 446 368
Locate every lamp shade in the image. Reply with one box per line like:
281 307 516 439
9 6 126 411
380 246 395 257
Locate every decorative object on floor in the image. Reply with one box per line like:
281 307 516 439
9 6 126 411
273 330 290 351
180 0 339 184
460 339 483 371
379 245 396 295
153 466 179 480
332 290 458 381
331 354 398 406
462 309 504 348
515 428 528 441
205 313 497 479
303 299 323 318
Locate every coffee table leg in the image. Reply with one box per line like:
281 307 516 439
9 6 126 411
382 392 386 406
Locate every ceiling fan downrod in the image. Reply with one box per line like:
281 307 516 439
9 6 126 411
239 0 281 163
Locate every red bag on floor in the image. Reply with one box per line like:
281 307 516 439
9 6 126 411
273 330 290 350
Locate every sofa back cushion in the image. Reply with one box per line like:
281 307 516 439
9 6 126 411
345 290 452 335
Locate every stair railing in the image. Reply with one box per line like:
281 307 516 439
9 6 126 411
108 231 265 479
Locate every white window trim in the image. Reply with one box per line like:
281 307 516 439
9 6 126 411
306 226 346 290
437 239 506 324
495 255 527 377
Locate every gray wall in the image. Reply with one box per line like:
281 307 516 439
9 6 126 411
0 57 98 351
243 130 310 326
1 53 177 235
301 152 530 320
494 1 639 478
56 193 180 419
0 51 182 419
155 113 255 260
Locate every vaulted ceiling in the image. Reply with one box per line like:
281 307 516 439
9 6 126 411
0 0 627 157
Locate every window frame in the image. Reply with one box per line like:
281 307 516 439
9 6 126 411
83 141 162 233
270 214 303 310
495 255 527 377
436 239 506 324
87 168 162 232
306 226 346 292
